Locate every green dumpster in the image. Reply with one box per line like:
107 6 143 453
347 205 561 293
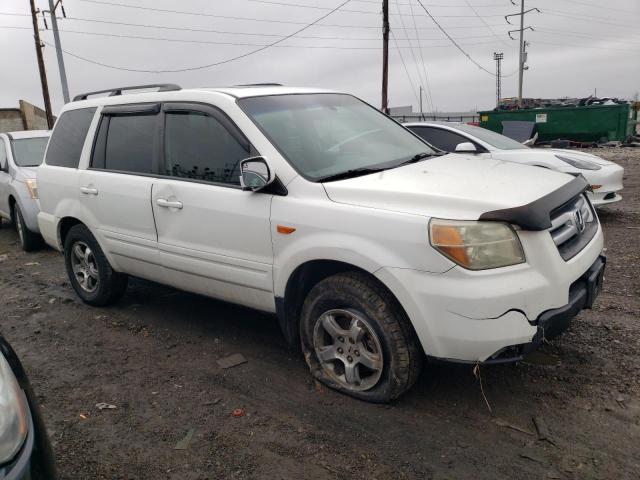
478 103 638 143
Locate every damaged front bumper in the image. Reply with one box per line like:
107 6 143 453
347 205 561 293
482 255 606 364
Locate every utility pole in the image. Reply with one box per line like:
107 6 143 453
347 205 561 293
419 85 423 119
493 52 503 107
381 0 389 114
46 0 70 104
29 0 54 128
506 2 539 108
517 0 524 106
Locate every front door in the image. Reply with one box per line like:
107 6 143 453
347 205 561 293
151 104 274 312
79 104 161 280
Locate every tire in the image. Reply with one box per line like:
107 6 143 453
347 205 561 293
300 271 423 403
64 224 128 306
14 204 42 252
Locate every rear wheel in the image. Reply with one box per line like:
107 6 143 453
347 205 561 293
300 271 423 403
64 224 128 305
14 204 41 252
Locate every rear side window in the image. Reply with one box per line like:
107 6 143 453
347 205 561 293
46 107 96 167
92 113 157 174
163 111 251 185
0 139 7 170
410 127 469 152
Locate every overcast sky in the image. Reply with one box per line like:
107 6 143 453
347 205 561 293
1 0 638 115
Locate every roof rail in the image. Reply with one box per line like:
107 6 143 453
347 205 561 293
72 84 181 102
234 83 283 87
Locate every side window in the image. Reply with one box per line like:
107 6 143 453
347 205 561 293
411 127 470 152
163 111 252 186
92 113 157 174
46 107 97 167
0 139 7 171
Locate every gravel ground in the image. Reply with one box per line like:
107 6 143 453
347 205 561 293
0 148 639 480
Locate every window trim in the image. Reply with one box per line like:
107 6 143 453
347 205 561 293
87 101 259 190
158 102 257 189
90 103 162 175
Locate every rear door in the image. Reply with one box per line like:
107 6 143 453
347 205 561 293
151 103 275 312
78 104 161 281
0 137 10 218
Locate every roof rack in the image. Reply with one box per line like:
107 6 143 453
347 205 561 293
234 83 283 87
72 84 181 102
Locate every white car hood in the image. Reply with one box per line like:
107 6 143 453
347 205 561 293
323 153 573 220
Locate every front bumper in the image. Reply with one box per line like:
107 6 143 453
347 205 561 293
375 225 604 362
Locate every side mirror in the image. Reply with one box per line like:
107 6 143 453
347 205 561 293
239 156 274 192
454 142 477 153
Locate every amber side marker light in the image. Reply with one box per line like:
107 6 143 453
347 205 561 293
277 225 296 234
430 224 469 266
591 184 602 190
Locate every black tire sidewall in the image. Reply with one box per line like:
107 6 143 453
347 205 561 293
64 225 117 305
300 275 409 402
15 205 39 252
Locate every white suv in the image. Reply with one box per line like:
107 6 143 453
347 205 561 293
37 85 606 402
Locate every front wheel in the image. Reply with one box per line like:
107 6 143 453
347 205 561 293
300 272 423 403
64 224 128 306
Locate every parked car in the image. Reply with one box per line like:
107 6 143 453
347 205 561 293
37 85 605 402
0 333 56 479
0 131 50 251
404 121 624 206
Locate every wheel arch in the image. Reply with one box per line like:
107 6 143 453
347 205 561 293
58 216 85 249
276 259 412 349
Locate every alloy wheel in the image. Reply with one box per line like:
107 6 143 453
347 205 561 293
312 309 383 391
70 241 99 293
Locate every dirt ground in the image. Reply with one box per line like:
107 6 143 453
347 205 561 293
1 148 639 480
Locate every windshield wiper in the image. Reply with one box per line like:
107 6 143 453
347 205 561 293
319 167 388 182
396 151 444 167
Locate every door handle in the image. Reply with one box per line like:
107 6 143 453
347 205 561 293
80 186 98 195
156 198 183 209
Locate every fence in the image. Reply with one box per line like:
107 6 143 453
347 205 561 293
390 114 479 123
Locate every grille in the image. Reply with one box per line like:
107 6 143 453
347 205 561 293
549 194 597 261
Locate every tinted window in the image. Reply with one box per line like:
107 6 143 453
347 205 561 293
451 123 528 150
0 139 6 170
101 114 157 174
163 111 251 185
46 107 96 167
409 127 470 152
11 137 49 167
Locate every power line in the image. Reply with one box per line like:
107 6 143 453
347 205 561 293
390 29 421 107
552 0 640 15
247 0 509 17
542 10 638 29
530 40 640 53
0 10 512 31
533 28 640 45
415 0 497 76
393 0 431 111
353 0 508 6
42 0 354 73
36 27 506 50
464 0 512 50
407 0 434 113
81 0 507 19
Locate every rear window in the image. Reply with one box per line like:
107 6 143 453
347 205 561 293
45 108 96 168
11 137 49 167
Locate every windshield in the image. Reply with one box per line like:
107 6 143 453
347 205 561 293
239 94 434 181
11 137 49 167
451 124 528 150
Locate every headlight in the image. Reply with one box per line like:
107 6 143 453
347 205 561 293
429 219 525 270
555 154 601 171
0 354 28 464
25 179 38 199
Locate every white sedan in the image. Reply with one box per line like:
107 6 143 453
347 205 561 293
405 121 624 206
